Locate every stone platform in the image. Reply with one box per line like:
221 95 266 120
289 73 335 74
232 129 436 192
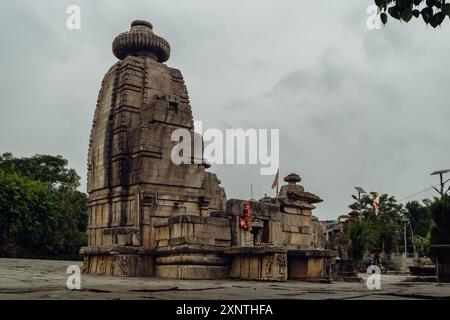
1 258 449 300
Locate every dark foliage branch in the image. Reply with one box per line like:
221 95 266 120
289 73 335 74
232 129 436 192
375 0 450 27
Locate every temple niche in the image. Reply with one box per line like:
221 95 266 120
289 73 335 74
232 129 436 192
80 20 335 281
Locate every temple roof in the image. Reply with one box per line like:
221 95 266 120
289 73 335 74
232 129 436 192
286 190 323 204
278 172 323 208
112 20 171 62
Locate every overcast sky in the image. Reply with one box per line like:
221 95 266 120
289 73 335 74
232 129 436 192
1 0 450 219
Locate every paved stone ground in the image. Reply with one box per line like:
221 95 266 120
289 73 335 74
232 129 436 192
0 258 449 300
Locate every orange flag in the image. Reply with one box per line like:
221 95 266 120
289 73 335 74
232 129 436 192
271 168 279 190
373 194 381 215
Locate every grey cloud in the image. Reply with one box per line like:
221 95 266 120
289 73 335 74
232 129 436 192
1 0 449 219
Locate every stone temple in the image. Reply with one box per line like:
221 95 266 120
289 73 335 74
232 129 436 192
80 20 335 280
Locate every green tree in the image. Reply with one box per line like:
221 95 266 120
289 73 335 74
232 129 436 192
0 153 88 259
348 192 403 261
0 170 60 256
405 200 432 238
429 195 450 244
348 219 379 261
404 200 432 254
0 153 80 190
374 0 450 28
57 188 88 257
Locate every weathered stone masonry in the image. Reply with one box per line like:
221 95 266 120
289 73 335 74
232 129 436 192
80 20 336 280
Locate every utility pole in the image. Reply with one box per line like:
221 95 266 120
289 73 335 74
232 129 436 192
409 223 417 258
431 169 450 198
353 187 366 215
401 216 409 257
400 215 410 272
404 221 407 256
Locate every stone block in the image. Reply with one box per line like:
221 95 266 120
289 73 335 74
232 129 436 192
156 253 227 266
155 265 228 279
229 253 287 281
288 256 325 280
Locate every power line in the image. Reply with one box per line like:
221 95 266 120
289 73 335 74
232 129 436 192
398 185 436 202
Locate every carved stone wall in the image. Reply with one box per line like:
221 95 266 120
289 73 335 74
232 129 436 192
82 20 227 277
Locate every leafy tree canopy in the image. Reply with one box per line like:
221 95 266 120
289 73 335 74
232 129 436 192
348 192 403 260
0 153 87 259
375 0 450 28
348 191 445 261
404 200 432 237
429 195 450 244
0 153 80 190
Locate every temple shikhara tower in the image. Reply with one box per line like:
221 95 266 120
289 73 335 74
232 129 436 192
81 20 335 280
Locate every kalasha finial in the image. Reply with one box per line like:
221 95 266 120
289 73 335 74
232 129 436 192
112 20 170 62
284 173 301 184
131 20 153 29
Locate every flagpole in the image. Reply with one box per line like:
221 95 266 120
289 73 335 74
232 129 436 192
275 168 279 199
271 168 280 201
275 173 279 206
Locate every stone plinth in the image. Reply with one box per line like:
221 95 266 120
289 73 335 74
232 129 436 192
80 246 154 277
287 249 336 280
224 247 287 281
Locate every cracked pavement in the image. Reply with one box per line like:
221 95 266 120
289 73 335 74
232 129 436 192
0 258 449 300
